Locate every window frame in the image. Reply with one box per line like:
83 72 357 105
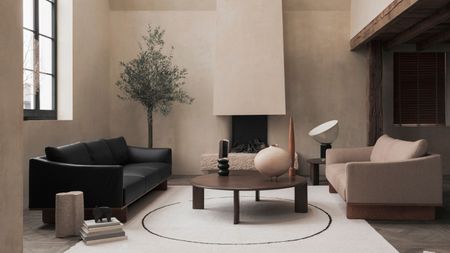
23 0 57 120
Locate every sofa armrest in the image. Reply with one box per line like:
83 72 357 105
29 158 124 209
128 147 172 164
345 154 442 205
326 147 373 164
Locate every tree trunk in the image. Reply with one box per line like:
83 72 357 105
147 110 153 148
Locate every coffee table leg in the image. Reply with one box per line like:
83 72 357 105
234 190 240 224
193 186 204 209
255 190 260 201
295 183 308 213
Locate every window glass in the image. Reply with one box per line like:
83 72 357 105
39 74 54 110
23 70 35 110
39 0 53 38
23 0 34 30
39 36 53 74
23 30 34 70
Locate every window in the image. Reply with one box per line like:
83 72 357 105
394 52 446 125
23 0 57 120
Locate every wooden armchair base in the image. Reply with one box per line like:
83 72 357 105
328 183 437 220
346 204 436 220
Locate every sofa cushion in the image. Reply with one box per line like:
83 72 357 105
104 137 129 165
123 175 146 205
370 134 428 162
84 140 116 165
325 163 347 200
124 162 171 189
45 143 93 165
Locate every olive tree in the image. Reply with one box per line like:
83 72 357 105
116 26 194 147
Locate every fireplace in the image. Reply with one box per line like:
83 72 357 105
231 115 268 153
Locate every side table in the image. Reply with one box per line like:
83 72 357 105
306 158 325 185
55 191 84 238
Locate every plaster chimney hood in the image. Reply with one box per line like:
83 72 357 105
213 0 286 116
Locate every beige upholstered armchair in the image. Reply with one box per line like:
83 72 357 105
326 135 442 220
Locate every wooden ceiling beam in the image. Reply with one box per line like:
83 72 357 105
385 3 450 49
350 0 419 51
416 29 450 50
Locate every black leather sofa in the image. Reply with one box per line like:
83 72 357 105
29 136 171 223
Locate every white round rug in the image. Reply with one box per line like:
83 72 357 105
67 186 398 253
142 195 332 245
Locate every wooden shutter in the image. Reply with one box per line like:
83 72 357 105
394 52 446 125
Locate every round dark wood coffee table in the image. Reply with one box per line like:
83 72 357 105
191 171 308 224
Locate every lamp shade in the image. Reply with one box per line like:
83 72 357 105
308 120 339 144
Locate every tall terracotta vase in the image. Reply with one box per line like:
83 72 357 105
288 116 296 177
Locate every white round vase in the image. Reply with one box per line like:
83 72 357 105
254 146 291 178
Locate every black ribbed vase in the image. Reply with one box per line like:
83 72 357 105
217 158 230 176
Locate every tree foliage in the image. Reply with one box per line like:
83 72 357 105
116 25 194 116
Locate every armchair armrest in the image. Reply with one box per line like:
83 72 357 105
128 147 172 164
29 157 124 209
345 154 442 205
326 147 373 164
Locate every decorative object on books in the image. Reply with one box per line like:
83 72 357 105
217 158 230 176
55 191 84 238
115 25 194 148
288 116 296 177
81 217 127 245
254 145 290 178
308 120 339 160
93 206 112 223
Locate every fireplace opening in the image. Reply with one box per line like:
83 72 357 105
231 115 268 153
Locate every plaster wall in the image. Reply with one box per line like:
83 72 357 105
0 0 24 251
270 0 369 172
109 0 369 175
350 0 394 37
213 0 286 116
23 0 111 207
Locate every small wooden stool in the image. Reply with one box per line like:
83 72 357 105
55 191 84 238
306 158 326 185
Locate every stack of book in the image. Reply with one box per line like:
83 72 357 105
80 218 127 245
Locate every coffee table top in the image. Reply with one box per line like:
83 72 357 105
191 171 306 191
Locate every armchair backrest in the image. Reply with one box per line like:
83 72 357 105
370 134 428 162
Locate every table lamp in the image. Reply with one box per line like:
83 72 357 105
308 120 339 160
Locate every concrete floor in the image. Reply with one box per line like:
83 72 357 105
23 175 450 253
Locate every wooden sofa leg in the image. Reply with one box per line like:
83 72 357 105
114 208 128 223
329 184 337 193
155 180 168 191
42 209 55 224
